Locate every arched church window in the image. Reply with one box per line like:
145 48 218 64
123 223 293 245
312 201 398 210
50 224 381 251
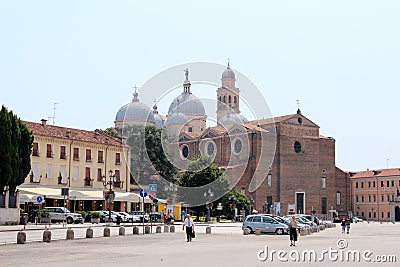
223 95 226 103
228 95 231 103
234 96 237 104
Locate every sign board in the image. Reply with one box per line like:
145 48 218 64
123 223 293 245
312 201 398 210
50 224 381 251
148 192 156 200
217 205 223 211
148 184 157 192
61 188 69 196
139 189 148 198
36 196 43 203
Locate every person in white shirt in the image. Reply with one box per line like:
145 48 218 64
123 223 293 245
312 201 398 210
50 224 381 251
182 214 194 242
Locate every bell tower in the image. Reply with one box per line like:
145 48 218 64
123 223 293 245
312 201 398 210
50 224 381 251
217 61 240 123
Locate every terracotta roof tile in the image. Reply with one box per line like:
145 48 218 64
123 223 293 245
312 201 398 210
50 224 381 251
350 168 400 179
24 121 122 147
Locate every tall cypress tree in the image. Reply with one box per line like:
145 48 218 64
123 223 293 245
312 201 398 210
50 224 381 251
0 105 33 194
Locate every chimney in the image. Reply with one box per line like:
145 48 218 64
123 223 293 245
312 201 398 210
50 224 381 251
41 119 47 126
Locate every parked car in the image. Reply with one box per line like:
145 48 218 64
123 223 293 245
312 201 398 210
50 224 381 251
96 210 117 223
352 216 363 223
242 215 289 235
302 215 321 225
130 211 149 222
45 207 83 224
116 211 134 223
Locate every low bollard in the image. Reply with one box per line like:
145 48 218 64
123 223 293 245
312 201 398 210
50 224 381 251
104 227 111 237
206 226 212 234
243 228 250 235
66 228 74 240
255 228 261 236
17 230 26 244
156 226 162 233
170 225 175 233
133 226 139 235
119 226 125 236
164 225 169 233
300 228 306 236
86 227 93 238
145 226 150 234
43 229 52 243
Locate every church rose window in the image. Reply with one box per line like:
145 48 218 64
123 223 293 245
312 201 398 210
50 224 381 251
233 138 242 155
294 141 302 154
206 142 215 156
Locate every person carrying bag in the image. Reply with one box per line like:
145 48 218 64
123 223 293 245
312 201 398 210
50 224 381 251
182 214 194 242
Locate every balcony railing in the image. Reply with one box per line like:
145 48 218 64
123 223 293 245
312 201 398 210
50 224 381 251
98 158 104 163
46 151 53 158
73 155 80 161
32 150 39 157
86 157 92 162
60 152 67 159
84 178 93 187
114 180 124 188
58 176 68 185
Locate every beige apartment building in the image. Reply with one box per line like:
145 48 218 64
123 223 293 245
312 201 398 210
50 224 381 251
19 119 149 214
350 168 400 222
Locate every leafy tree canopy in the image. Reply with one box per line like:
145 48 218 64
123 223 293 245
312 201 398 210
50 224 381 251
0 105 33 193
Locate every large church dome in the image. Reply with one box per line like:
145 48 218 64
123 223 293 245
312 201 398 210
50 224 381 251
115 91 155 127
221 62 236 79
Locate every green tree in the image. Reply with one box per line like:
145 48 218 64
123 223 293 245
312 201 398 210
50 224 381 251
123 125 178 187
217 188 250 219
0 105 33 194
177 155 230 220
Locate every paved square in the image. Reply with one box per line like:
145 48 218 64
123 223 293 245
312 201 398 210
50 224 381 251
0 222 398 267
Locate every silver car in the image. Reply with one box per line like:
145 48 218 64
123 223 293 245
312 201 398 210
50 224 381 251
242 215 289 235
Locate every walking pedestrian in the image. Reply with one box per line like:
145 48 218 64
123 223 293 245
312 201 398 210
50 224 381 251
182 214 194 242
341 218 346 234
289 216 298 247
345 217 351 234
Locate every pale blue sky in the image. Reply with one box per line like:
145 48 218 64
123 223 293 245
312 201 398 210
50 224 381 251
1 0 399 171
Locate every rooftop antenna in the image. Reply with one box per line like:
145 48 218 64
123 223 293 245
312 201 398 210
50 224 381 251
48 102 59 125
296 99 300 109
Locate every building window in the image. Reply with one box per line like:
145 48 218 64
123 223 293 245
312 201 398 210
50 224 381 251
322 177 327 189
368 195 371 202
240 188 245 195
387 195 390 201
32 142 39 156
115 153 121 165
392 194 395 201
321 197 327 215
59 165 67 184
181 145 189 159
368 181 371 188
223 95 226 103
267 174 272 187
373 181 376 187
45 163 53 178
381 195 384 202
115 170 120 181
382 212 385 219
206 142 215 156
361 182 364 188
294 141 302 154
373 195 376 202
392 180 395 187
356 196 359 203
387 181 390 187
361 196 364 202
234 96 237 104
86 149 92 162
97 168 103 181
356 182 358 189
228 95 231 103
388 212 390 219
381 181 384 187
233 138 242 155
73 166 79 180
336 191 341 205
98 151 104 163
73 148 79 160
188 127 193 132
84 167 92 186
60 145 66 159
368 212 372 219
46 144 53 158
373 212 376 218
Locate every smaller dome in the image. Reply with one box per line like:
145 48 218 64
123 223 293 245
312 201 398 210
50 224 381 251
152 104 165 129
115 91 155 126
218 111 247 126
165 112 188 126
222 63 236 79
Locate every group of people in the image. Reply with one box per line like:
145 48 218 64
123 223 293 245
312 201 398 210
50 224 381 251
341 217 351 234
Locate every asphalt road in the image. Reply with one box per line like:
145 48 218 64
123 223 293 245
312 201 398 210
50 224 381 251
0 222 398 267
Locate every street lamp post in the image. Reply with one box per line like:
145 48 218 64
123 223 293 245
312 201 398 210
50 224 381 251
204 189 214 222
230 195 237 221
102 169 116 223
164 182 177 223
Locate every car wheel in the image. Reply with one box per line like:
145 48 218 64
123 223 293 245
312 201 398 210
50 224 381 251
67 217 73 224
247 227 254 234
276 228 284 235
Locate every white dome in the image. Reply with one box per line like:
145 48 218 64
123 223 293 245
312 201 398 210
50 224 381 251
222 64 236 79
152 104 165 129
165 112 188 126
115 91 155 125
168 92 206 116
